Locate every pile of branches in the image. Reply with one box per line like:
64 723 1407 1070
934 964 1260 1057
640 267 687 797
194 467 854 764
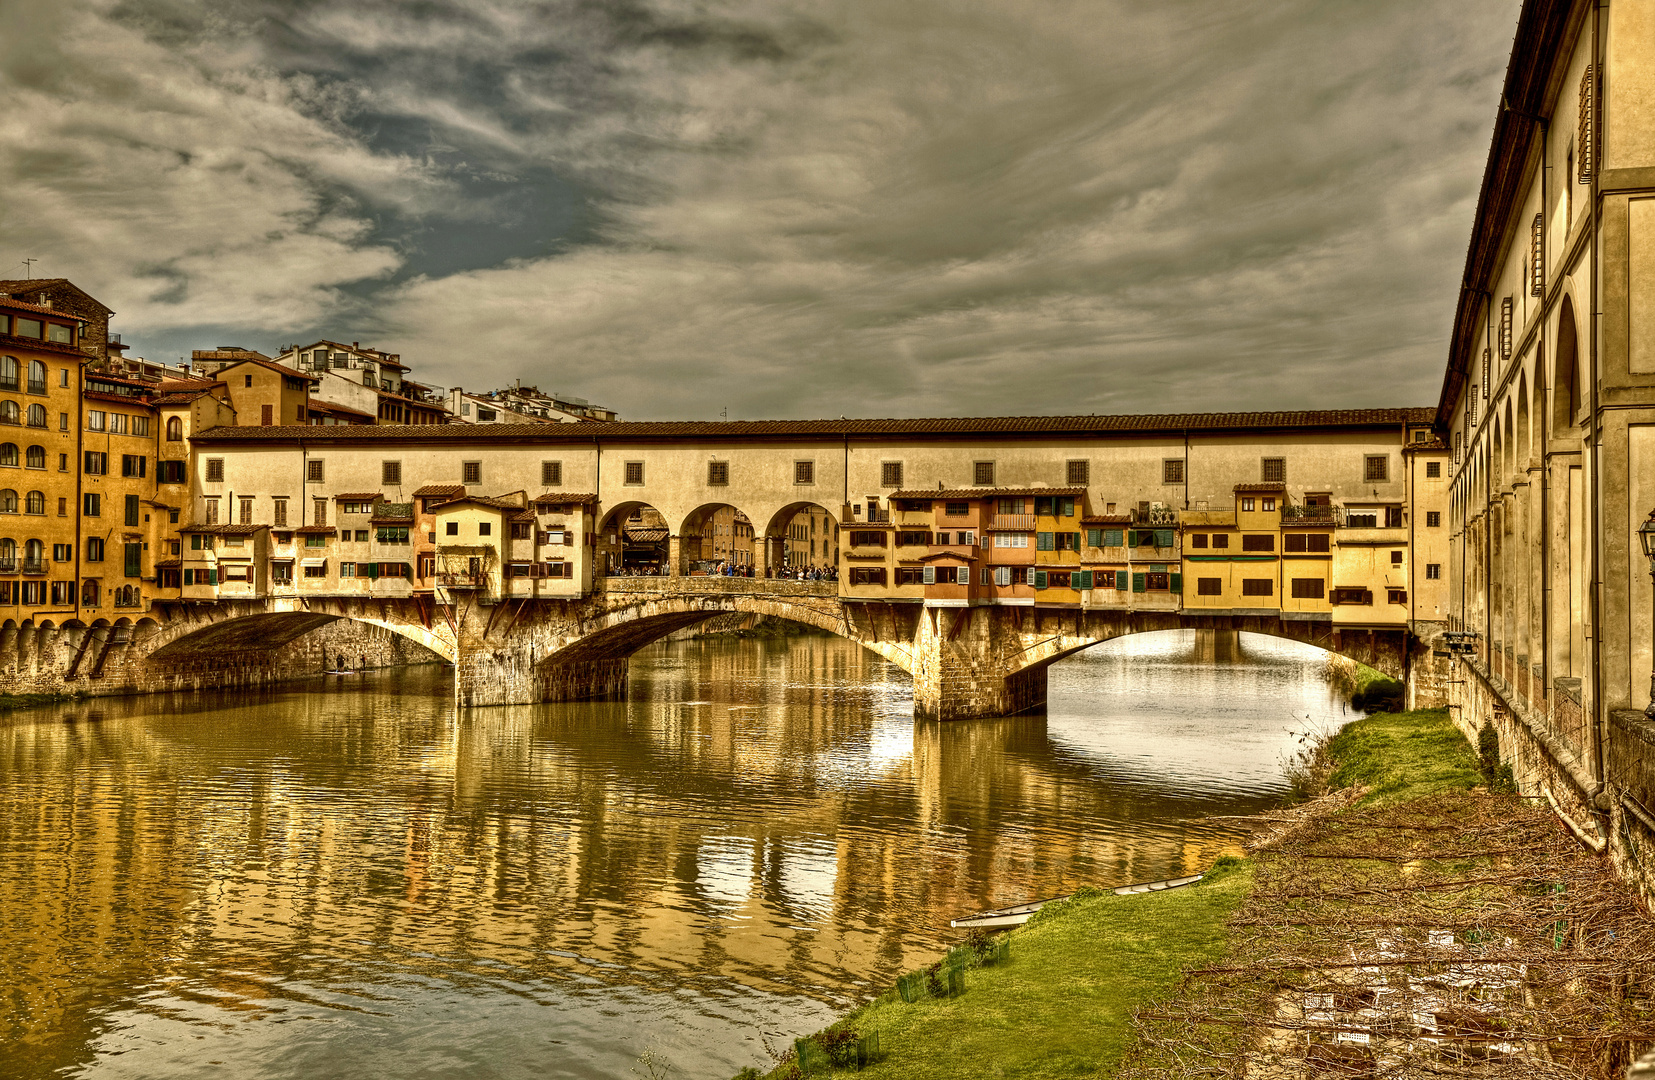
1121 790 1655 1078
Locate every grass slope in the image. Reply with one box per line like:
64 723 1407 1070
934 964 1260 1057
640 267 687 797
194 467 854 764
793 862 1250 1080
1323 708 1482 807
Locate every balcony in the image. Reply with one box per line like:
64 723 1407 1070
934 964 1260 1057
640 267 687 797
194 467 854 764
0 377 15 393
1280 505 1337 524
26 379 46 396
991 514 1036 530
0 558 13 574
438 571 489 589
21 559 46 576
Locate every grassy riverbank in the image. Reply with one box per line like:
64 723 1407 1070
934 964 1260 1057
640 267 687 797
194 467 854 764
741 709 1486 1079
0 691 76 712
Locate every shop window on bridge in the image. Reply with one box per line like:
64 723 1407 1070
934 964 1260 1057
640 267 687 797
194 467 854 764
1197 577 1222 596
1387 588 1407 605
898 567 925 585
850 567 886 586
994 566 1012 587
417 555 435 578
993 533 1028 549
1283 533 1330 553
1148 572 1174 591
545 562 572 578
1330 587 1373 606
376 527 410 544
1291 578 1325 599
850 531 887 547
1241 578 1272 596
1047 571 1072 588
1241 534 1275 552
896 531 930 546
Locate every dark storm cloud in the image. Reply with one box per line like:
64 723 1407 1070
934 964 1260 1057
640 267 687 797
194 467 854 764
0 0 1518 418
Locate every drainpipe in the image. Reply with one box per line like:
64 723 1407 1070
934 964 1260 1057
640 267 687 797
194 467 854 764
1588 0 1608 799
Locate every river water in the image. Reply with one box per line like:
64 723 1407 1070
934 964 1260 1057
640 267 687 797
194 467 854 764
0 629 1345 1080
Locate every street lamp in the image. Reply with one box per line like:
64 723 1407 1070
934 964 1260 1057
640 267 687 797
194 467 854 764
1641 509 1655 719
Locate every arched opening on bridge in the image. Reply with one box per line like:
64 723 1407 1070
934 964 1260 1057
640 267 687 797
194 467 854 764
596 501 671 576
762 501 841 579
147 610 450 672
1516 370 1530 470
678 502 757 576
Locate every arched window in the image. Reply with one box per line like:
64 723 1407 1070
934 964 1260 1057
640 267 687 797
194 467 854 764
24 445 42 469
0 539 14 567
26 404 46 428
81 580 100 607
166 416 183 441
0 357 16 391
26 359 45 394
0 444 15 468
24 490 45 515
24 539 43 564
118 585 137 607
0 401 18 425
0 490 16 513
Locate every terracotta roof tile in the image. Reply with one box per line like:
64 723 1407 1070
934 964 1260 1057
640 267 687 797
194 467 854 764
534 492 597 504
188 408 1438 444
1081 514 1133 524
0 296 85 320
333 492 382 501
294 525 336 535
1233 482 1287 493
413 484 466 497
889 486 1086 499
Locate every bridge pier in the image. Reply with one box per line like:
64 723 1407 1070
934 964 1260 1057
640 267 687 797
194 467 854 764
911 604 1053 722
454 644 628 708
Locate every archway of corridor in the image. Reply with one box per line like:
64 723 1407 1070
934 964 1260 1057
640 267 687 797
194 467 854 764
677 502 758 575
761 501 841 577
596 501 673 576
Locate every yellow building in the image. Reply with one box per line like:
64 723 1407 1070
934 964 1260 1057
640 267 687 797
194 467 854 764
79 370 161 615
0 295 85 624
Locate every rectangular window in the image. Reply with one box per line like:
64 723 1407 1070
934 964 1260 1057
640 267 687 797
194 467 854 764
881 462 903 488
86 410 105 431
849 567 887 586
313 498 326 526
1196 577 1221 596
708 461 729 486
1363 455 1389 482
973 461 995 486
108 414 127 435
125 494 140 527
1211 533 1229 549
850 531 887 547
1261 457 1286 483
1499 296 1513 360
202 497 219 525
1291 578 1324 599
1102 528 1123 547
1330 587 1373 606
1190 533 1208 549
1241 578 1273 596
992 533 1029 548
624 461 645 485
273 498 288 527
462 461 482 485
1241 534 1274 552
124 543 141 578
261 404 273 426
1066 460 1089 486
896 530 931 546
204 458 223 483
235 496 251 525
1390 550 1404 565
1426 563 1442 580
1241 497 1255 512
83 451 107 475
83 493 100 516
1386 506 1404 528
944 501 969 517
121 454 146 478
1163 458 1185 484
1426 511 1441 527
1425 461 1441 478
542 461 562 487
381 460 401 486
1387 588 1408 605
305 563 327 578
307 459 324 483
794 461 814 485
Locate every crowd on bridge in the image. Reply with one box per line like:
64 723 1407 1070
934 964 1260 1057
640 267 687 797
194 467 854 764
604 562 839 581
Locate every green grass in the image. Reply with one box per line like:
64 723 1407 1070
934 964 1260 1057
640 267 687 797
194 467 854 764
1324 707 1483 808
0 691 74 712
764 860 1251 1080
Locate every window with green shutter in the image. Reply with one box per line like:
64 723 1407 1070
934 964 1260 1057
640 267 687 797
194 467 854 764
1036 532 1054 551
183 569 193 585
1126 530 1137 547
1132 572 1146 593
367 562 381 579
1034 570 1048 589
1077 570 1093 588
1169 572 1182 593
1104 529 1123 547
1060 498 1074 517
207 568 218 586
1115 570 1128 590
1154 529 1174 547
124 543 141 577
125 494 140 527
1086 528 1102 547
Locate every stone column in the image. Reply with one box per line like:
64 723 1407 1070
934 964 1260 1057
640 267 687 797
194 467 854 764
910 604 1050 722
668 535 683 578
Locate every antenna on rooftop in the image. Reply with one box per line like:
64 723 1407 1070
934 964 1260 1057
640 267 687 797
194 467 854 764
20 258 36 279
720 406 728 420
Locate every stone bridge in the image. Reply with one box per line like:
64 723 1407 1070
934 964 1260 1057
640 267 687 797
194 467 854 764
3 578 1416 720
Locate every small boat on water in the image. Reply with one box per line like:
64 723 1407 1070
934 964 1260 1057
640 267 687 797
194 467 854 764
948 872 1206 929
322 669 357 676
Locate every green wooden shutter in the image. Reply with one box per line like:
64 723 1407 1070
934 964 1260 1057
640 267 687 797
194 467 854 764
1086 528 1102 547
1154 528 1174 548
367 562 381 579
125 494 140 527
1115 570 1128 590
207 568 218 585
1132 572 1146 593
1077 570 1093 589
1102 529 1121 547
1170 572 1183 594
1126 530 1138 547
1037 532 1054 551
191 534 202 551
123 543 140 577
183 569 193 585
1061 498 1074 517
922 566 936 585
1034 570 1048 589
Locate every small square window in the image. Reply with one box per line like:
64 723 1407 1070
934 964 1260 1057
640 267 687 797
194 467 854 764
542 461 562 487
462 461 482 485
205 458 224 483
1364 455 1389 482
1241 497 1255 512
1066 460 1089 486
973 461 995 486
479 522 491 536
624 461 645 485
881 462 903 488
1426 563 1442 580
382 461 401 485
1390 550 1404 565
1426 511 1441 527
1163 458 1185 484
1261 457 1285 483
307 459 324 483
794 461 814 485
1425 461 1441 478
445 522 459 536
708 461 729 486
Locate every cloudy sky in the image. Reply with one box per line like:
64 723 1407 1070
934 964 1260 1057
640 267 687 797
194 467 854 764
2 0 1518 420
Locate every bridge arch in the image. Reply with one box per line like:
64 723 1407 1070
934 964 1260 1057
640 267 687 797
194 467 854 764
677 501 758 572
761 500 841 575
597 500 673 575
144 605 454 666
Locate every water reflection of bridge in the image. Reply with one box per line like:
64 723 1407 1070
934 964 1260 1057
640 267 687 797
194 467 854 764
0 641 1283 1075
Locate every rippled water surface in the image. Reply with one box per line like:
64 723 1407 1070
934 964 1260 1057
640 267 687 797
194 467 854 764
0 629 1344 1079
